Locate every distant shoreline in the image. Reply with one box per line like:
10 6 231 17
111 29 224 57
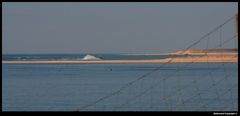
168 49 238 55
3 49 238 64
2 56 237 64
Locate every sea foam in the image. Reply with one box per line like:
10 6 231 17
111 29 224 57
82 54 102 60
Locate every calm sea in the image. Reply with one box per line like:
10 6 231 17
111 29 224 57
2 54 171 61
2 54 238 111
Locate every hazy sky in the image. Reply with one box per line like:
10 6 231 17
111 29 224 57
2 2 238 54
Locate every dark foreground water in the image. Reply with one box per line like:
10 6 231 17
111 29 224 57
2 61 238 111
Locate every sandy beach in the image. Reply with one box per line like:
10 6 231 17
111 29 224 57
3 49 238 64
2 55 237 64
168 49 238 55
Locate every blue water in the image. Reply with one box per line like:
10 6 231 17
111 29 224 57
2 54 238 111
2 54 172 61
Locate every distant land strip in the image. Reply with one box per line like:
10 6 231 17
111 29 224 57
2 56 238 64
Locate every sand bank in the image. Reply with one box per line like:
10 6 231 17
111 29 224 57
2 56 237 64
168 49 238 55
123 49 238 56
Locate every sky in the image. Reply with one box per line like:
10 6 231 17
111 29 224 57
2 2 238 54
